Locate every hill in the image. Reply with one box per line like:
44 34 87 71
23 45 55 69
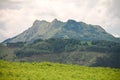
0 60 120 80
1 39 120 68
3 19 119 43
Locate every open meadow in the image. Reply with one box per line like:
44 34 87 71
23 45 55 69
0 60 120 80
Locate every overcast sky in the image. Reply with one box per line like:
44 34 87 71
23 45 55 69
0 0 120 42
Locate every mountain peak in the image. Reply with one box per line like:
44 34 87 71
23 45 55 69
32 20 49 29
51 18 60 23
33 20 40 25
67 19 77 23
52 18 58 21
3 19 118 43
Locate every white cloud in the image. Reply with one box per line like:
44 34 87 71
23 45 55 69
0 0 120 42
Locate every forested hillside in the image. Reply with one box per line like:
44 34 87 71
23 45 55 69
1 39 120 68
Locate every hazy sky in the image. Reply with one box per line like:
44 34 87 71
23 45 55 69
0 0 120 42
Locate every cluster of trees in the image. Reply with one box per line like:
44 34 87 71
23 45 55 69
13 38 120 57
90 40 120 53
6 42 25 48
92 52 120 68
14 38 91 57
2 38 120 68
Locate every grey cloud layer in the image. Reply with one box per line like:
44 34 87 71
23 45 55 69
0 0 22 9
0 0 120 42
107 0 120 18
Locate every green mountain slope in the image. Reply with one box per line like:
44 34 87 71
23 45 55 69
0 43 16 61
53 20 114 40
1 39 120 68
0 60 120 80
3 19 118 43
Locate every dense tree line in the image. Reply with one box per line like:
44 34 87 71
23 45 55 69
13 39 120 57
1 38 120 67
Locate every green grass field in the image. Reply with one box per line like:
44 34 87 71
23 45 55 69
0 60 120 80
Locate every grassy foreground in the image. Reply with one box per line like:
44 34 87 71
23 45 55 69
0 60 120 80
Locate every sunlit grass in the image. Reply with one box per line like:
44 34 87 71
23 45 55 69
0 60 120 80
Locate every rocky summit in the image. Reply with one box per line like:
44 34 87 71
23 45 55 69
3 19 118 43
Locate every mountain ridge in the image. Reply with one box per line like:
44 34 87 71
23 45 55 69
3 19 119 43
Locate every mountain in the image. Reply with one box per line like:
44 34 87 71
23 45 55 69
1 19 120 68
3 19 118 43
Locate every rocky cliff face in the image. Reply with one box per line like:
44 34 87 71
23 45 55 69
3 19 117 43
